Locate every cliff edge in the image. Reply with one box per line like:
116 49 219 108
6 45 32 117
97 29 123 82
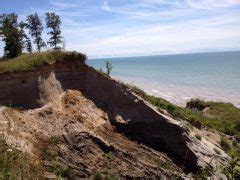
0 52 227 178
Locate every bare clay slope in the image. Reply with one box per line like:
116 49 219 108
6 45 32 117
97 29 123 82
0 60 227 178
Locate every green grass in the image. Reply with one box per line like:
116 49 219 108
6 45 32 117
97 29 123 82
126 84 240 137
0 51 87 74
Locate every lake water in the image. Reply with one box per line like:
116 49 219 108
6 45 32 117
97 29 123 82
88 51 240 108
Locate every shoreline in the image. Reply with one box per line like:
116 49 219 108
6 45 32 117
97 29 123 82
112 75 240 108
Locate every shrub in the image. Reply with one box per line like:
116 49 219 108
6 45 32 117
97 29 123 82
186 98 208 111
221 154 240 180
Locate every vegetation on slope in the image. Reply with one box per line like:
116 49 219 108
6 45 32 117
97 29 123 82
127 84 240 137
124 84 240 166
0 51 86 74
0 136 41 178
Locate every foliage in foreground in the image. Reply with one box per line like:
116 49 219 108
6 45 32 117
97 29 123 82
193 154 240 180
221 153 240 180
127 84 240 137
0 51 86 74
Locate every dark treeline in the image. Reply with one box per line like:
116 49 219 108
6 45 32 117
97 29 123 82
0 12 63 59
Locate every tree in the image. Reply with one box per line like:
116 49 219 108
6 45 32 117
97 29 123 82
25 36 32 53
19 21 32 53
45 12 62 50
106 60 113 77
0 14 3 39
0 13 23 58
26 13 45 52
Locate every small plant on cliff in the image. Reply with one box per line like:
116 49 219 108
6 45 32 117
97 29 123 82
106 60 113 77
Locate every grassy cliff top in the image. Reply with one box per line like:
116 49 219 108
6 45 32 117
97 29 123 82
0 51 87 74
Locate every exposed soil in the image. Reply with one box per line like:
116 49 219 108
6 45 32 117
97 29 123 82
0 60 229 178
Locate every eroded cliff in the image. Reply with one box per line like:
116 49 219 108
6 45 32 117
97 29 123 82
0 59 227 178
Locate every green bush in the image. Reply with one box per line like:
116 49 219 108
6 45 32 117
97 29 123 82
186 98 208 111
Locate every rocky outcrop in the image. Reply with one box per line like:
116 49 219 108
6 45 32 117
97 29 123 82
0 60 227 178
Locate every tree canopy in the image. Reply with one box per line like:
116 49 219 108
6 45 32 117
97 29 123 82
26 13 45 52
0 13 24 58
45 12 63 50
0 12 64 59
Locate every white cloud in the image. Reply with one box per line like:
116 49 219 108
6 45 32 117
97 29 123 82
64 14 240 58
1 0 240 57
187 0 240 10
50 1 79 10
102 0 111 11
140 0 181 6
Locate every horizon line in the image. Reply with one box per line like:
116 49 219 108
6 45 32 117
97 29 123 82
89 49 240 60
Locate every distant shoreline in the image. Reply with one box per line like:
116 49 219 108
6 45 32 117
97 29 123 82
88 51 240 109
113 75 240 109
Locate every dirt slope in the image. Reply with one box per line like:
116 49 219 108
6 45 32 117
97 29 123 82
0 60 228 178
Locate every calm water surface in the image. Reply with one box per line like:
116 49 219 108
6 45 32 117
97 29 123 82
88 51 240 107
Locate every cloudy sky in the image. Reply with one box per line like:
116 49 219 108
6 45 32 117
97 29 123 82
1 0 240 58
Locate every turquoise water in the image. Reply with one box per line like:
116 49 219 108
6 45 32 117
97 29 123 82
88 51 240 107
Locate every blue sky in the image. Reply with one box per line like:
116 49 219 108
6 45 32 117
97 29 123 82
1 0 240 58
